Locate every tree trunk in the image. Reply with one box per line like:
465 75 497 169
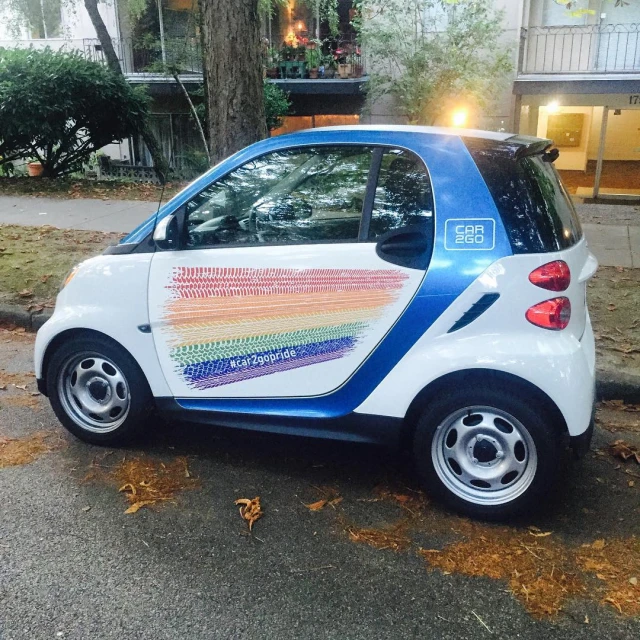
200 0 267 164
83 0 169 184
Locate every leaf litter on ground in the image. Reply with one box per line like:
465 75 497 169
320 483 640 619
85 454 200 514
609 440 640 464
0 431 61 468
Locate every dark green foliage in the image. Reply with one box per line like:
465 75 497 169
0 47 149 177
264 81 291 131
188 81 290 134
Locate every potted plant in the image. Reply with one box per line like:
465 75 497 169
305 47 322 79
322 54 337 78
296 45 306 62
27 157 44 177
338 61 351 79
280 44 295 61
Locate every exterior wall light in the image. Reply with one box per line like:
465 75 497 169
452 110 468 128
546 101 560 113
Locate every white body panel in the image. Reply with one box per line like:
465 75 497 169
34 254 172 398
34 241 597 438
147 244 425 397
355 239 597 437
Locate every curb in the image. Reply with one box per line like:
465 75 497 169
596 369 640 404
2 304 640 402
0 304 52 332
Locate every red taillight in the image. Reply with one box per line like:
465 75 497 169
529 261 571 292
526 297 571 330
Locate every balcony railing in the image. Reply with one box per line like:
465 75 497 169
0 37 203 75
83 38 203 75
521 23 640 74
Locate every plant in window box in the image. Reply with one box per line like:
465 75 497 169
281 44 295 61
305 46 322 79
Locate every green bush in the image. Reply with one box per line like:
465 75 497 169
264 81 291 131
0 47 150 177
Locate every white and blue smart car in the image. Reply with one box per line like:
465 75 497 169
34 126 598 518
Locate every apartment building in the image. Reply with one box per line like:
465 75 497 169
1 0 638 195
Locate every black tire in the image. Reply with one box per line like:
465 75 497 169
46 334 154 446
412 381 563 520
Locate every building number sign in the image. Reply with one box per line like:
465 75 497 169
630 95 640 105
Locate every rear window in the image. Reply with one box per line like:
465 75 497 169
466 143 583 254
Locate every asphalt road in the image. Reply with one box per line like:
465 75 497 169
0 330 639 640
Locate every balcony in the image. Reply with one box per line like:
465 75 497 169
521 24 640 75
83 37 203 77
0 37 202 77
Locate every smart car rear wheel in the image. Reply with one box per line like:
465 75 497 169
47 336 153 445
413 383 562 520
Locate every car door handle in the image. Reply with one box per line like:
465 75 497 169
375 226 432 270
377 231 429 256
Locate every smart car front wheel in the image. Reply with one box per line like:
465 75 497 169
413 382 563 520
46 335 153 445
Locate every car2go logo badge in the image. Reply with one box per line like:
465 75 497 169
161 267 409 390
444 219 495 251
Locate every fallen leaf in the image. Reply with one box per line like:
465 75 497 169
18 289 33 298
610 440 640 464
118 482 137 495
592 539 606 550
235 496 263 531
81 506 91 512
124 500 156 514
528 526 553 538
306 499 328 511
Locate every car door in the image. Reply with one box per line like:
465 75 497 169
147 144 435 399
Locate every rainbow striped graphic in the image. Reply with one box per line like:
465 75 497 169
162 267 408 390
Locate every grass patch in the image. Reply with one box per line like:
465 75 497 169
0 224 123 306
0 177 184 202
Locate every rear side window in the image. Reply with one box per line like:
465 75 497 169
369 148 434 239
466 144 583 254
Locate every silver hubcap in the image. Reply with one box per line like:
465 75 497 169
58 353 130 433
431 406 537 506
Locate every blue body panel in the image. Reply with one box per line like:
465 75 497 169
133 130 514 420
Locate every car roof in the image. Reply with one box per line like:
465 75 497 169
288 124 515 142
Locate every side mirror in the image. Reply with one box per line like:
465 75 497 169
153 214 179 250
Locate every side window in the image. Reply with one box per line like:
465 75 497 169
369 149 434 239
184 146 373 248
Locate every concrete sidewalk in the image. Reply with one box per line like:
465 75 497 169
0 195 156 233
0 195 639 268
